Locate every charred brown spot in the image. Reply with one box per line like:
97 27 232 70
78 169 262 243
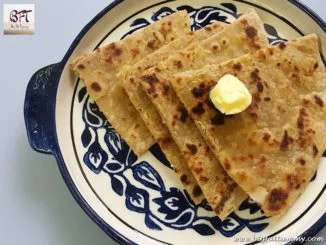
258 51 266 60
314 95 324 107
147 40 159 50
264 97 271 102
286 175 301 190
296 129 312 148
178 107 188 123
112 44 122 56
91 82 101 92
251 69 261 83
277 105 286 114
238 172 247 182
248 112 258 121
312 144 318 158
233 62 242 71
159 136 172 150
297 114 304 129
300 108 308 116
241 19 248 25
143 74 159 94
245 26 257 39
206 146 210 153
129 77 135 84
192 102 205 115
162 84 170 95
268 188 288 211
191 87 205 98
247 153 254 160
303 99 310 106
222 39 227 45
224 160 231 170
214 192 229 214
160 22 172 35
211 113 225 125
314 62 319 69
199 176 209 183
297 158 306 166
193 185 202 197
194 167 203 174
77 64 85 70
279 42 286 50
134 123 140 129
105 57 113 64
263 133 271 142
174 60 183 69
204 26 212 31
131 48 139 58
276 62 281 67
269 49 274 55
257 81 264 92
186 144 197 155
180 174 188 183
260 155 267 163
280 130 293 151
212 44 219 51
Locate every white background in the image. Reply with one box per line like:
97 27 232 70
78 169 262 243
0 0 325 244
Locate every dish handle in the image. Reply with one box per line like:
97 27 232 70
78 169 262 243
24 63 62 154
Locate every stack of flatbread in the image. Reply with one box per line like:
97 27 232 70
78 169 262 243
71 9 326 220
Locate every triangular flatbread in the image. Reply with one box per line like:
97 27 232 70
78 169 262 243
170 34 326 216
121 22 227 204
140 10 268 219
71 11 190 155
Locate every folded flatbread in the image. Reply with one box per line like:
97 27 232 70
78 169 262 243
140 10 268 219
170 34 326 216
122 22 227 203
71 11 190 155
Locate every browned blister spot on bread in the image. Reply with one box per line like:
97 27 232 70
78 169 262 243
314 95 324 107
232 62 242 71
191 87 206 98
160 21 172 36
106 43 122 56
186 144 197 155
245 26 257 39
91 82 101 92
142 74 159 94
312 144 318 158
77 63 85 70
286 174 301 190
267 188 288 212
193 185 202 197
192 102 205 115
178 107 188 123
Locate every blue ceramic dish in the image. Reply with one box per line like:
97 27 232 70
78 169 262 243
24 0 326 244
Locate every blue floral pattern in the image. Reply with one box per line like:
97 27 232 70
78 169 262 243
77 3 294 236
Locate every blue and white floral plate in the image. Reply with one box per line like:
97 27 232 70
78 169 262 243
24 0 326 244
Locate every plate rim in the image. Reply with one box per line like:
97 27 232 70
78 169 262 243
24 0 326 244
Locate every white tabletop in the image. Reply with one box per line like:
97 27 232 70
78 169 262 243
0 0 325 244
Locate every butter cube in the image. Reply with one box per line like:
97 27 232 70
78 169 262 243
209 74 252 115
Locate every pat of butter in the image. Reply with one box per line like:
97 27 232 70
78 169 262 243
209 74 252 115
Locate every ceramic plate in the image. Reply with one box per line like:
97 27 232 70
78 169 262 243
24 0 326 244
